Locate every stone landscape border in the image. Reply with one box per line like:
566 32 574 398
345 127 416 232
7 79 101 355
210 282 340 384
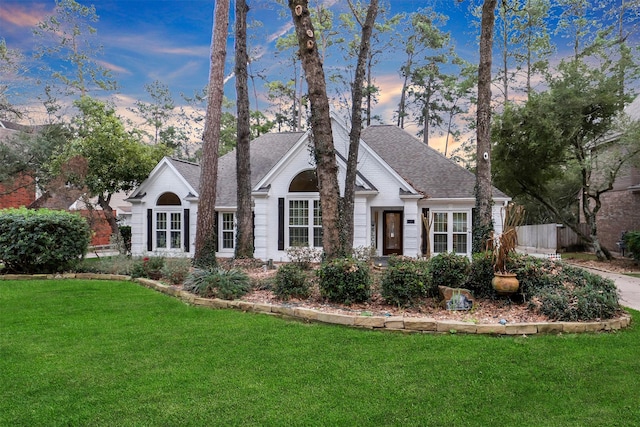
2 273 632 335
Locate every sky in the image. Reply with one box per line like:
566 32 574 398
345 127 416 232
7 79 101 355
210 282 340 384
0 1 480 143
0 0 634 153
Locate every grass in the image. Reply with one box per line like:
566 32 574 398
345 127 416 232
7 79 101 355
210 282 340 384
1 279 639 426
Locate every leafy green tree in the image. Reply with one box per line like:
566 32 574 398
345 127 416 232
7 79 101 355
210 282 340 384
493 58 638 260
33 0 116 97
54 97 168 236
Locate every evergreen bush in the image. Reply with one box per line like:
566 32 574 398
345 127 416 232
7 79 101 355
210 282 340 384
317 257 371 304
624 231 640 262
427 252 470 296
464 252 495 299
381 258 429 307
183 268 251 300
274 263 310 300
0 207 90 274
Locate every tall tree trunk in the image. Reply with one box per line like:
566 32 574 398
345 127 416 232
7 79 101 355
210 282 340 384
288 0 341 260
194 0 230 267
342 0 378 255
235 0 253 259
97 193 119 237
474 0 497 253
397 51 413 129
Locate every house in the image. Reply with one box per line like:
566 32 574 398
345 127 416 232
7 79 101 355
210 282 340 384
591 96 640 251
0 120 37 209
127 116 510 261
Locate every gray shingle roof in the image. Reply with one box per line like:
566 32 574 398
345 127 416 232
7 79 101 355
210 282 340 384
171 131 304 206
167 125 508 205
361 125 508 199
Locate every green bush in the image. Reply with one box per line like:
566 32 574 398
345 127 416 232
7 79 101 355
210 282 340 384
274 263 310 300
131 256 165 279
317 257 371 305
75 255 137 275
161 258 192 285
0 207 90 274
183 268 251 300
464 252 496 299
381 259 429 307
529 266 619 321
624 231 640 262
427 252 470 296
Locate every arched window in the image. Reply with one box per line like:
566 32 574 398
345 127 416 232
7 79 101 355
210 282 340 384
287 170 322 248
289 170 319 192
155 192 182 250
157 192 181 205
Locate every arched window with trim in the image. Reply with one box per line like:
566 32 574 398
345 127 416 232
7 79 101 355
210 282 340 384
287 170 322 248
155 192 182 250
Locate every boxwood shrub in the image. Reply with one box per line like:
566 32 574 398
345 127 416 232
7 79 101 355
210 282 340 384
427 252 470 296
0 207 90 274
317 257 371 304
274 263 311 300
381 258 429 307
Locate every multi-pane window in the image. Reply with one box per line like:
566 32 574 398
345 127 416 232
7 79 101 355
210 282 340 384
431 211 470 255
452 212 468 254
156 212 167 248
289 199 322 248
289 200 309 246
433 212 448 253
313 200 323 248
156 212 181 249
170 213 181 249
222 213 235 249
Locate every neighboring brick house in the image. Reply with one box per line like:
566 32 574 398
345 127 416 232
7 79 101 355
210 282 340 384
591 96 640 252
0 119 122 247
0 121 37 208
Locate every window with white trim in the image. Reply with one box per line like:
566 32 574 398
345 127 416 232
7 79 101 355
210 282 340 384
221 212 235 249
431 211 470 255
155 192 182 250
288 199 322 248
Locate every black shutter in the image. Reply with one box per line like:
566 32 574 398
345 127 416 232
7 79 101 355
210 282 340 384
278 198 285 250
213 211 218 251
184 209 190 253
146 209 153 251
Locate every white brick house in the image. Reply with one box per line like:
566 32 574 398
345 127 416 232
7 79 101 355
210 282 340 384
127 115 510 260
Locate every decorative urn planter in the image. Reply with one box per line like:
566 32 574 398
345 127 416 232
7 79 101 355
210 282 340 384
492 272 519 295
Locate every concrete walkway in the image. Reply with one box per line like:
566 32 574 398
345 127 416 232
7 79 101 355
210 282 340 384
579 267 640 311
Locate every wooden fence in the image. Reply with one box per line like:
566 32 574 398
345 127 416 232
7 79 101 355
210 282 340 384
516 223 590 252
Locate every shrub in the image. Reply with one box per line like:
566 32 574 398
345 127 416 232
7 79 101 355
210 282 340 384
119 225 132 254
381 258 429 307
285 245 322 270
161 258 192 285
183 268 251 300
519 262 620 321
0 207 90 274
274 263 310 300
624 231 640 262
75 255 137 275
131 256 165 279
352 246 376 263
317 257 371 304
464 252 495 299
427 252 470 296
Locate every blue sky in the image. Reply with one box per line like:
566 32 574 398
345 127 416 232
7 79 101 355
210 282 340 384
1 0 633 152
1 1 475 120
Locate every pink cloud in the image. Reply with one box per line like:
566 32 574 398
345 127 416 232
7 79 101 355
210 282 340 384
0 4 49 28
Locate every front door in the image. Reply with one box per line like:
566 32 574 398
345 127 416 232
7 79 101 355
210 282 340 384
383 211 403 255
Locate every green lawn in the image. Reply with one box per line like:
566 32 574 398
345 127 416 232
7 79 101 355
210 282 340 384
1 280 639 426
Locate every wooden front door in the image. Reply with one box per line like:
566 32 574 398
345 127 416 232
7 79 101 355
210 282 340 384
383 211 403 255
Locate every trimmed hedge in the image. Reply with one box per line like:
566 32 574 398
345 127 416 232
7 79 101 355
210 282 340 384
381 258 429 307
0 207 90 274
317 257 371 304
428 252 470 296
